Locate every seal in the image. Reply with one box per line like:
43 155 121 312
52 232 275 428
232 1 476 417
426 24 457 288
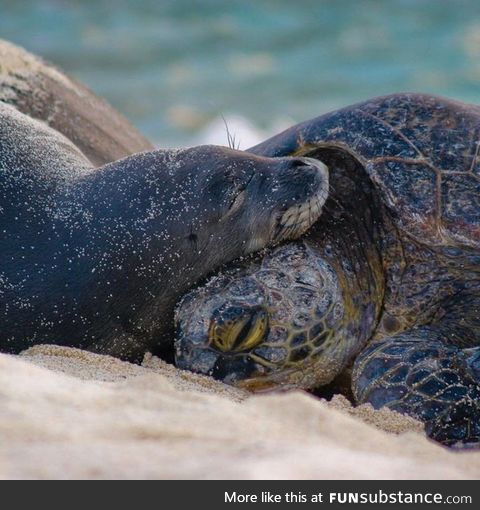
0 101 328 361
175 93 480 446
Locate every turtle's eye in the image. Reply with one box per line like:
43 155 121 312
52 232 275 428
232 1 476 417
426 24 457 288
208 305 269 353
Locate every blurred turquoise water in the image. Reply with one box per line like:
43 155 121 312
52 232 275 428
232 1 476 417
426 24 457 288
2 0 480 147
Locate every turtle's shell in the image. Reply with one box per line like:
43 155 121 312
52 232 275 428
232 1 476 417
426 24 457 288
250 93 480 250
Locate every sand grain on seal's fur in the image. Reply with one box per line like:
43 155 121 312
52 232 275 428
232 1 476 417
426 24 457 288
1 346 479 479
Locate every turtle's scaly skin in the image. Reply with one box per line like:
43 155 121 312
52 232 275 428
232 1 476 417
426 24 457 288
175 94 480 446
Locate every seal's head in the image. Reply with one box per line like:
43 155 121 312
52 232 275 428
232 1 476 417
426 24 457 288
171 146 329 262
87 145 329 299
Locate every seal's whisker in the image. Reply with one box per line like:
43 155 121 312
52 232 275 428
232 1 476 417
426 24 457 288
221 115 240 150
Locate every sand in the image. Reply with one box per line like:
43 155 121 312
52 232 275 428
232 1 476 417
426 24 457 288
0 345 479 479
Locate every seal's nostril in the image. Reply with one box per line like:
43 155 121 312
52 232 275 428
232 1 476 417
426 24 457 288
290 159 309 169
287 158 328 182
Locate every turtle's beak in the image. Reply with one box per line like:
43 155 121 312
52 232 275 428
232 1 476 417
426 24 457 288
175 342 263 384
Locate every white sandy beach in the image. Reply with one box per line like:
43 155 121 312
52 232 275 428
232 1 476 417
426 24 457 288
0 345 479 479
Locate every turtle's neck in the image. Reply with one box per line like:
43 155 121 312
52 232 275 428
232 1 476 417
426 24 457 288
303 148 386 358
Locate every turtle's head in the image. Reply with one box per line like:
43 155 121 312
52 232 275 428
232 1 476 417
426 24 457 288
175 243 352 391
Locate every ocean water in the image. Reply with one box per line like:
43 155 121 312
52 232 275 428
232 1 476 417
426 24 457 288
2 0 480 148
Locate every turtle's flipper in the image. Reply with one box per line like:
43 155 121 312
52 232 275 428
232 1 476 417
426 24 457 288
352 333 480 446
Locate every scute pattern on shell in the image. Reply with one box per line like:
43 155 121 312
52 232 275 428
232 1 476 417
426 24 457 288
251 93 480 250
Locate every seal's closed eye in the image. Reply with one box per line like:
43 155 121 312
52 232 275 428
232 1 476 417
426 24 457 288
205 165 255 216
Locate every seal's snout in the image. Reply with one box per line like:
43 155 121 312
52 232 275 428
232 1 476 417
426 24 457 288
283 156 329 200
272 156 329 243
295 156 329 180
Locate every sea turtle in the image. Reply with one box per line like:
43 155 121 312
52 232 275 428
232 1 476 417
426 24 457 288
175 93 480 446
